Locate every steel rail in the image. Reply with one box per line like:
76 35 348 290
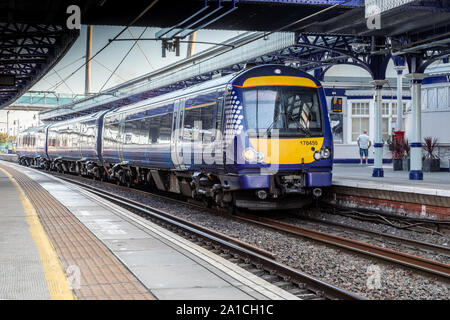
234 212 450 280
56 175 364 300
300 214 450 256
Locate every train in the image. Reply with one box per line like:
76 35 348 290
16 65 333 211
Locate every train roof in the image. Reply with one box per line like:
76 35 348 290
46 65 322 126
48 110 107 129
105 73 235 116
17 124 49 135
106 64 322 116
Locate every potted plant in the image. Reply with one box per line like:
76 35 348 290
422 137 440 172
388 138 404 171
402 139 410 171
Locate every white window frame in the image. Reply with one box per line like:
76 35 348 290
349 100 371 144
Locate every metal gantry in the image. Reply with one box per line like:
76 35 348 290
0 23 78 109
40 32 378 121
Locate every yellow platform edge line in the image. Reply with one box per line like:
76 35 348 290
0 167 75 300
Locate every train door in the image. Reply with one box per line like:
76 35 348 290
214 95 225 170
76 122 83 160
118 114 125 163
172 99 186 170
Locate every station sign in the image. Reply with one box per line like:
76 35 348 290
331 97 343 113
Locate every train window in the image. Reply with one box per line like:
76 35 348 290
90 126 96 146
243 87 322 137
138 118 149 145
159 113 173 143
72 127 78 148
112 123 120 143
103 124 112 146
184 107 201 141
125 120 141 144
149 116 160 144
105 122 120 145
201 103 215 142
216 97 224 131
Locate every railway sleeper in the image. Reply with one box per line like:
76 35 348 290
272 281 293 290
261 274 280 282
246 268 265 276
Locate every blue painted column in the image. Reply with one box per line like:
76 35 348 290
394 65 405 131
371 80 388 177
404 73 427 180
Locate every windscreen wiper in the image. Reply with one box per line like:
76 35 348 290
298 125 312 137
264 114 280 137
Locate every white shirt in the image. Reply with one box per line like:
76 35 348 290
357 134 370 149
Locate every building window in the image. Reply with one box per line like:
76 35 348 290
352 102 369 116
391 102 407 116
381 102 390 141
351 102 370 142
382 102 389 115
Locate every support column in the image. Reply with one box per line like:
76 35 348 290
404 73 427 180
371 80 388 177
394 65 405 131
84 25 93 95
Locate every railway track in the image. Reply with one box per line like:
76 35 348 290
320 203 450 236
234 212 450 279
56 174 363 300
55 172 450 280
292 213 450 259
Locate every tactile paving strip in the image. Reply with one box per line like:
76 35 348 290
1 164 154 300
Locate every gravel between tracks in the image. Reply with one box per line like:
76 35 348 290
261 211 450 264
59 174 450 300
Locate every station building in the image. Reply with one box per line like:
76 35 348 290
321 61 450 170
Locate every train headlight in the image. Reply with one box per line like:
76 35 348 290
243 148 257 161
313 151 321 160
243 148 265 163
320 147 331 159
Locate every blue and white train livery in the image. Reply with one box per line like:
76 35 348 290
17 65 333 210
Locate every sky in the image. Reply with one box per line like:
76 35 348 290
30 26 242 95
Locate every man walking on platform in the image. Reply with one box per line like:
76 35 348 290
357 130 371 165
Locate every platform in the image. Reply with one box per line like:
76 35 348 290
0 160 297 300
330 164 450 220
333 164 450 196
0 169 54 299
0 153 18 163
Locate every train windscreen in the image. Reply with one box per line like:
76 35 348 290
243 86 322 137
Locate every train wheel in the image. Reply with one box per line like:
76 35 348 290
227 205 236 215
202 197 212 208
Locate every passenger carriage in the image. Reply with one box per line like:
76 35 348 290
16 125 49 167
